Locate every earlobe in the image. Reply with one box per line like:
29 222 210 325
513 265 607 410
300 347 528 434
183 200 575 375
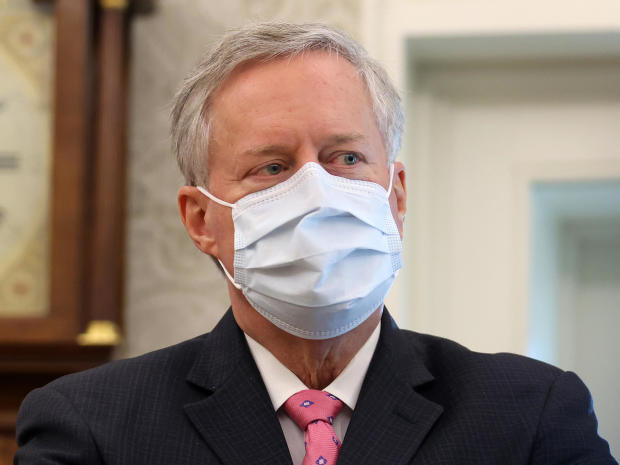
394 161 407 220
178 186 219 256
389 162 407 236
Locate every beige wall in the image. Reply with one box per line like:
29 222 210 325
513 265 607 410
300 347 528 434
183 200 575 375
116 0 363 358
367 0 620 352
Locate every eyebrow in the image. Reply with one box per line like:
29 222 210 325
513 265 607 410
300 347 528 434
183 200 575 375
241 133 366 158
241 144 291 158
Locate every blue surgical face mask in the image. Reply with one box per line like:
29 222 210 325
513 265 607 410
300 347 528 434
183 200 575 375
197 162 402 340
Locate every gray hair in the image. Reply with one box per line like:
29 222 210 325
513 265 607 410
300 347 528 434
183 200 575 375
171 22 404 186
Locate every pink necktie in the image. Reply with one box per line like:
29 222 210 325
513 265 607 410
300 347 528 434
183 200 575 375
284 390 344 465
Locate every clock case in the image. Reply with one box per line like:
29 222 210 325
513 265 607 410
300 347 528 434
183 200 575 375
0 0 130 458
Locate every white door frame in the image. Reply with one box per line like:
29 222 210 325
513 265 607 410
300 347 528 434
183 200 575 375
363 0 620 348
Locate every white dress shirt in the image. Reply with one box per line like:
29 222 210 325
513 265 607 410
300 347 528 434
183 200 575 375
245 323 381 465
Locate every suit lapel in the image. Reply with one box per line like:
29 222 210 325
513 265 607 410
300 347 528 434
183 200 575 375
182 309 441 465
183 310 292 465
338 311 443 465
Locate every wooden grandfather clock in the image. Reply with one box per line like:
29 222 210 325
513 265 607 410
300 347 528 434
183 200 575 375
0 0 131 460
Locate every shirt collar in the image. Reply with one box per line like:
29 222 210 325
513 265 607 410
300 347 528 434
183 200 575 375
245 322 381 411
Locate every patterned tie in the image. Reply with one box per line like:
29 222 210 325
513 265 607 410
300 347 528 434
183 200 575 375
284 390 344 465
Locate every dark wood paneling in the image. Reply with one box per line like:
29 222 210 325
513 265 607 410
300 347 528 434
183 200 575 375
0 436 17 465
48 0 94 339
88 5 128 326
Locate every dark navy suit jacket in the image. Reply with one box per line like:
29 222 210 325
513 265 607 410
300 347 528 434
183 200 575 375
15 309 617 464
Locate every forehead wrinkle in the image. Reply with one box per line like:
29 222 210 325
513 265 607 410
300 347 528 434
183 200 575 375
241 131 366 158
241 143 294 158
322 132 366 146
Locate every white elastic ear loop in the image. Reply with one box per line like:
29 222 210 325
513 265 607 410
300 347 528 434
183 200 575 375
196 186 235 208
386 163 395 198
195 186 242 289
217 259 242 290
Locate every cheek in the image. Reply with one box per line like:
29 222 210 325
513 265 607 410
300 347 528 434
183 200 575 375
208 206 236 261
219 215 235 253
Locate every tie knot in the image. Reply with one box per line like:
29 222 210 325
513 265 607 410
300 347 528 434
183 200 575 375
284 390 344 431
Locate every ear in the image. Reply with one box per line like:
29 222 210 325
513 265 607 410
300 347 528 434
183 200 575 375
391 161 407 236
178 186 219 257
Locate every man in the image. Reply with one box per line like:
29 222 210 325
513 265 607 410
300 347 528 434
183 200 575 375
15 23 616 465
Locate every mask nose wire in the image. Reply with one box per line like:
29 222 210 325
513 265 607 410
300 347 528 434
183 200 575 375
195 186 242 289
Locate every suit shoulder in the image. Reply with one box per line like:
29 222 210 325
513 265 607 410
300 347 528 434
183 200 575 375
43 333 209 402
398 328 563 388
389 331 616 463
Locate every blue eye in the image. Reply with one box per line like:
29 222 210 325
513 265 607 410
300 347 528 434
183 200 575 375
264 163 283 175
342 153 359 165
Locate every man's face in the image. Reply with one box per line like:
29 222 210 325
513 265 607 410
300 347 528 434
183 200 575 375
200 51 404 273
